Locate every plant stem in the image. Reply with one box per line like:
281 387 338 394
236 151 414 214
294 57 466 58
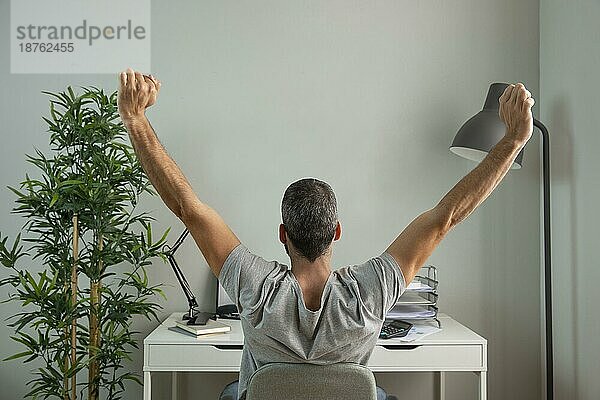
64 324 69 400
63 218 76 400
71 214 79 400
88 233 102 400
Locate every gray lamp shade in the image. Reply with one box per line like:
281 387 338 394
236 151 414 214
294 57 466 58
450 83 524 169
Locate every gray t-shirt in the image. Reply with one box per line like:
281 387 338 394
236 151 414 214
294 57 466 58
219 244 406 400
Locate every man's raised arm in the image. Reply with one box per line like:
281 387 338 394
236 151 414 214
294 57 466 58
117 68 240 276
386 83 535 284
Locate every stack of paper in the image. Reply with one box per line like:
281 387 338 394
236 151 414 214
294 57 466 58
387 304 437 320
394 322 441 342
406 280 435 292
395 291 435 305
383 265 441 338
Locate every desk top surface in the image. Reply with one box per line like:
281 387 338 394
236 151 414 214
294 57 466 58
144 313 486 347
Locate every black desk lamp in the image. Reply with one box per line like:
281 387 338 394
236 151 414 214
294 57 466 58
450 83 553 400
163 228 238 324
162 229 200 322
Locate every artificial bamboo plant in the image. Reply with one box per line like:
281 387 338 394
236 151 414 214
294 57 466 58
0 87 169 399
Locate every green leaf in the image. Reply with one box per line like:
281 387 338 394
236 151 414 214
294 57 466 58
3 350 33 361
49 193 59 208
146 223 152 246
7 185 26 199
154 287 167 301
57 179 83 187
67 86 75 101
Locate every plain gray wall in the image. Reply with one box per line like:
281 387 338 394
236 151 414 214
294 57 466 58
541 1 600 399
1 1 542 399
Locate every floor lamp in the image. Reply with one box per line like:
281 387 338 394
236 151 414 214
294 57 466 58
449 83 553 400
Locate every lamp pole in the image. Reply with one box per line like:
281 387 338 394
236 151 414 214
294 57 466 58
535 118 553 400
450 83 553 400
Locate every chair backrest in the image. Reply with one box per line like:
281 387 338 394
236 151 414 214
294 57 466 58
245 362 378 400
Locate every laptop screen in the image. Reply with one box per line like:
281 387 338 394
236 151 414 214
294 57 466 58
215 279 239 319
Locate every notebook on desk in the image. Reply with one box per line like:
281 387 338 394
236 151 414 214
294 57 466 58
173 318 231 336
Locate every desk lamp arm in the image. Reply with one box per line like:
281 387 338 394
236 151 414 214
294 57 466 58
164 229 198 321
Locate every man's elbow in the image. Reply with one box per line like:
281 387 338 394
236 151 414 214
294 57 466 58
433 203 455 237
165 200 182 221
179 199 210 227
179 203 194 225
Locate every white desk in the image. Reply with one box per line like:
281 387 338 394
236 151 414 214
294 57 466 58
143 313 487 400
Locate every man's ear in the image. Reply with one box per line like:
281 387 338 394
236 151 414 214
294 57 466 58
334 221 342 241
279 224 287 244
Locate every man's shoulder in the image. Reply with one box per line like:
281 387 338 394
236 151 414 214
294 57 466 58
223 244 288 274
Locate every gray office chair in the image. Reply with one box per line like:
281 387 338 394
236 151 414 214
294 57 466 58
245 362 378 400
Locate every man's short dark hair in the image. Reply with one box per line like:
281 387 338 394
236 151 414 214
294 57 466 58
281 178 338 262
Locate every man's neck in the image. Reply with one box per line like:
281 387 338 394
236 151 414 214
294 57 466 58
288 246 332 274
290 255 332 311
291 256 331 279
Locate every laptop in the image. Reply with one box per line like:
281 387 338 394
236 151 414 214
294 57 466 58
215 279 240 319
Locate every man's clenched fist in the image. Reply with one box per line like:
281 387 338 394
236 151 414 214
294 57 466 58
118 68 161 123
499 82 535 145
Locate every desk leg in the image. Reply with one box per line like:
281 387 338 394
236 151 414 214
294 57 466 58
171 372 178 400
476 371 487 400
436 372 446 400
144 371 151 400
